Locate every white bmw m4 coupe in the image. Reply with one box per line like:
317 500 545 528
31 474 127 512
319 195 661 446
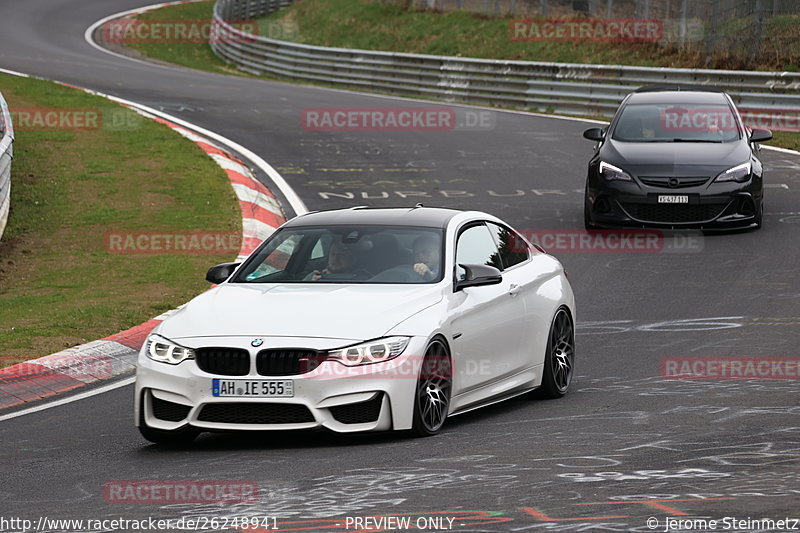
135 207 576 442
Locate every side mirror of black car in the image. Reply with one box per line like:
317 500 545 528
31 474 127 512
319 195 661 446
454 264 503 291
206 262 240 284
583 128 605 142
749 128 773 143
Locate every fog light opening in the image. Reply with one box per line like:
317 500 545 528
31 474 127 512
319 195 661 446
595 197 612 214
738 198 755 217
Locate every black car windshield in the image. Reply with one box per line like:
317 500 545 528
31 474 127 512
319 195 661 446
612 103 740 142
233 225 445 284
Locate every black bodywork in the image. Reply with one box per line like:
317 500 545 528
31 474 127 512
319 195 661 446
583 88 772 230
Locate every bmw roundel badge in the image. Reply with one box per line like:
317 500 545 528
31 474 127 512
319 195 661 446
251 339 264 347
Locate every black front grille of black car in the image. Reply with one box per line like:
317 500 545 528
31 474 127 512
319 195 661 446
638 176 709 188
197 403 315 424
151 395 192 422
621 203 726 223
256 349 325 376
195 348 250 376
329 394 383 424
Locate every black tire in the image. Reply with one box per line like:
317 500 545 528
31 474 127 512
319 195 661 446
584 200 596 231
536 307 575 399
138 399 199 445
755 200 763 230
411 339 452 437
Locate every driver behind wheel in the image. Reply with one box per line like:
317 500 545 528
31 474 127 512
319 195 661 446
307 240 363 280
412 235 441 281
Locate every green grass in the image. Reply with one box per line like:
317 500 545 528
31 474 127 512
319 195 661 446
122 1 800 151
0 74 240 367
253 0 799 70
769 132 800 153
121 0 799 75
123 1 246 76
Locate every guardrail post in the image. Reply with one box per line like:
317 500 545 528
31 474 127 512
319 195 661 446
752 0 765 61
679 0 688 47
705 0 720 62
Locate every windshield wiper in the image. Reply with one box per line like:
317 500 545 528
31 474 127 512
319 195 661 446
668 138 725 143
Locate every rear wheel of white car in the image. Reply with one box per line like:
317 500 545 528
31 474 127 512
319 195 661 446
411 339 452 437
537 307 575 398
138 399 199 445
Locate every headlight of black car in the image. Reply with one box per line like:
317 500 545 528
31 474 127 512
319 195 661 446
599 161 633 181
714 162 751 183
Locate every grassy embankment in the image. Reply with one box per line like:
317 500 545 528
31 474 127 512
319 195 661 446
0 74 240 366
124 0 800 151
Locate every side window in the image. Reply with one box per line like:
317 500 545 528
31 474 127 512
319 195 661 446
455 224 502 279
310 235 329 260
244 233 301 280
487 223 529 269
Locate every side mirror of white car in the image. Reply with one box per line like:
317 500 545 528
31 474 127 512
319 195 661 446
454 263 503 291
206 262 240 284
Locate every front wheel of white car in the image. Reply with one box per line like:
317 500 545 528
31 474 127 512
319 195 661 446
536 307 575 398
411 338 452 437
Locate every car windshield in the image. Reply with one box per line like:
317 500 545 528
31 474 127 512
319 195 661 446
612 102 740 143
233 225 445 284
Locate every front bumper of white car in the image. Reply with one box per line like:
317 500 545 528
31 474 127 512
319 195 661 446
134 335 428 433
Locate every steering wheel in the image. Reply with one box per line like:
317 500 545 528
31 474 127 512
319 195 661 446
371 265 427 282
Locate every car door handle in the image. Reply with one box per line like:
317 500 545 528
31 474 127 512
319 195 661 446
508 283 521 296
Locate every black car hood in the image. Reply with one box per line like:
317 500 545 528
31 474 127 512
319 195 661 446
601 139 751 177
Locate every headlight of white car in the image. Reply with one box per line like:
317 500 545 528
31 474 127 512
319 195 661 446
327 337 410 366
145 334 195 365
599 161 633 181
714 161 751 183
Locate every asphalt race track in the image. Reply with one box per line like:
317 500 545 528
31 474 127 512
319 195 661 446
1 0 799 530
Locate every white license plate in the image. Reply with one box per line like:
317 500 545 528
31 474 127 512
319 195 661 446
212 379 294 398
658 195 689 204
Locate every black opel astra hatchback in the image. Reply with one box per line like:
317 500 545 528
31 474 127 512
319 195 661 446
582 86 772 230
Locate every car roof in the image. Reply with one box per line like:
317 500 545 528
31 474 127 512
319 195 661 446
634 84 725 93
626 89 730 105
284 206 463 229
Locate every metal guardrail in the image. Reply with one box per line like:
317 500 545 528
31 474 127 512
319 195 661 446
0 91 13 241
210 0 800 127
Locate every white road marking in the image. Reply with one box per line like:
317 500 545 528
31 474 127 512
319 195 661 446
0 67 30 77
0 377 135 422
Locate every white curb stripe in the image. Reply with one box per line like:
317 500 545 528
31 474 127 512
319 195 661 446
233 184 284 216
209 153 252 175
242 217 278 241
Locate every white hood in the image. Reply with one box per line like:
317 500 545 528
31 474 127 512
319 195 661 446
159 283 444 341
